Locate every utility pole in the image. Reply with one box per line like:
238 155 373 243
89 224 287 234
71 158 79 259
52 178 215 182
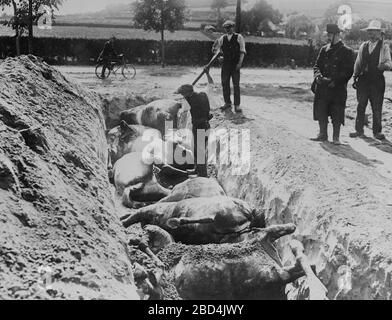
28 0 33 54
236 0 241 33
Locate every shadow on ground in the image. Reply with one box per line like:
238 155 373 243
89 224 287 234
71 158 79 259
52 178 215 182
320 142 380 166
361 136 392 155
242 84 314 103
222 109 255 125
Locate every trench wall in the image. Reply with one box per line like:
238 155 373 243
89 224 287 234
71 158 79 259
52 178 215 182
0 55 139 300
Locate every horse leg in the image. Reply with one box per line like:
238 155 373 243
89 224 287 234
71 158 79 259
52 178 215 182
166 217 215 230
265 223 297 242
122 207 157 228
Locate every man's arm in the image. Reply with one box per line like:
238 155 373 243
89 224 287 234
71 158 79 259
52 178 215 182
313 47 326 83
237 34 247 70
213 36 224 54
354 43 365 76
379 42 392 71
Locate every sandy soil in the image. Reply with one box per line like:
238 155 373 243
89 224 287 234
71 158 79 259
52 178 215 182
0 56 139 300
57 65 392 299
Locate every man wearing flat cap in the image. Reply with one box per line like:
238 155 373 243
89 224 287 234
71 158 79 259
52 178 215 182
312 23 355 145
350 20 392 141
213 20 247 113
175 84 213 177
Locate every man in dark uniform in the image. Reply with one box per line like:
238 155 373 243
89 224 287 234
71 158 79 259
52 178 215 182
312 24 355 145
350 20 392 141
214 20 246 114
98 36 119 78
175 84 213 178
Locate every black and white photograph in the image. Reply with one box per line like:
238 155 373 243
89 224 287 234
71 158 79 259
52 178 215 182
1 0 392 304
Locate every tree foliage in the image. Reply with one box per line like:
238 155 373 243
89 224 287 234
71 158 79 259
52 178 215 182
0 0 63 34
133 0 188 67
240 0 282 34
133 0 187 33
0 0 63 55
285 14 315 39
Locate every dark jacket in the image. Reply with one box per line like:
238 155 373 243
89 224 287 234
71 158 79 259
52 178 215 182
361 40 385 82
100 41 118 60
186 92 211 128
222 34 241 66
313 41 354 124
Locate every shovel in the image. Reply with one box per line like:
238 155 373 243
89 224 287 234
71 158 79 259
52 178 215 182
192 51 221 86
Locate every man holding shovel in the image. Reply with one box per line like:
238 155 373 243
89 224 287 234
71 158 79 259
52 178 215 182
350 20 392 141
214 20 247 114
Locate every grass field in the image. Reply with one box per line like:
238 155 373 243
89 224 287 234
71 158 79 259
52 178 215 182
0 25 307 46
0 25 212 41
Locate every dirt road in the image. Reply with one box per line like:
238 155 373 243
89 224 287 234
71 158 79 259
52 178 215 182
59 65 392 299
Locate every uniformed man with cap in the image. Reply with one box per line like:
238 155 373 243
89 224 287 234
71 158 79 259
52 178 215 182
350 20 392 141
175 84 213 178
213 20 247 114
312 24 355 145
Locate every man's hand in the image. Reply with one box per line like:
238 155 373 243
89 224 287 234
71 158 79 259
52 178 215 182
353 76 359 90
236 63 242 71
378 63 390 71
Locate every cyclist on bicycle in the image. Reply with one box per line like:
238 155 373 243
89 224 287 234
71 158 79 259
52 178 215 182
98 36 120 78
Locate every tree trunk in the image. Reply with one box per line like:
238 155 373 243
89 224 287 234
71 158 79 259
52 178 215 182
12 0 20 56
15 30 21 56
161 28 165 68
28 0 33 54
217 8 221 25
236 0 241 33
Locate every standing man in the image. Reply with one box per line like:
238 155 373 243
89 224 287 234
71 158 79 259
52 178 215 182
175 84 213 178
98 36 119 79
214 20 246 114
350 20 392 141
312 24 354 145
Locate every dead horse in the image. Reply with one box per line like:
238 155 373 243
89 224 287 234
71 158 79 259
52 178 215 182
121 196 265 245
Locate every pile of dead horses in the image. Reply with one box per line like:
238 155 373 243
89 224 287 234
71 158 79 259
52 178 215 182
106 98 327 300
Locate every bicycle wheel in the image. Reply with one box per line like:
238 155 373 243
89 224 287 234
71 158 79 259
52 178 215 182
122 64 136 79
95 64 111 79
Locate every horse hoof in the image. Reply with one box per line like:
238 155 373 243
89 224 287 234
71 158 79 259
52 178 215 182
167 218 181 230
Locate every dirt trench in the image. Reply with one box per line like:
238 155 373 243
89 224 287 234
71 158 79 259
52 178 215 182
211 106 392 300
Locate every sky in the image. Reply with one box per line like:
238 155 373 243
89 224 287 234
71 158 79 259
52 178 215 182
23 0 392 15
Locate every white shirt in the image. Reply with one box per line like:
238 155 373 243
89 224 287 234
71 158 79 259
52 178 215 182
368 41 378 54
354 40 392 76
215 33 247 55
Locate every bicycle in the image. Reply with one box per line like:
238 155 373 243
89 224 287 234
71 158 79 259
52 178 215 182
95 54 136 80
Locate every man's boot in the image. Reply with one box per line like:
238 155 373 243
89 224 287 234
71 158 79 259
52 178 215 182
333 123 341 145
234 105 243 113
349 131 365 138
311 121 328 142
374 132 386 141
220 103 232 111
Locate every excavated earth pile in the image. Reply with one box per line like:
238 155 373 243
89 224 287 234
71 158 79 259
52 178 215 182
0 55 139 300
